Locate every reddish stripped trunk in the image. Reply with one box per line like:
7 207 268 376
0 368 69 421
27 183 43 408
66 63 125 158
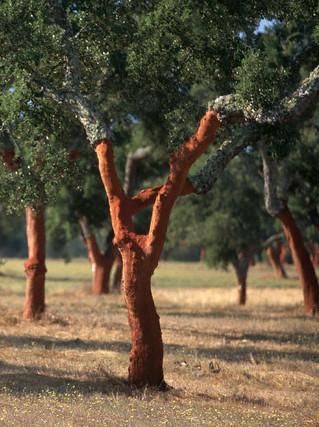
23 207 46 320
277 207 319 315
85 234 114 294
266 244 287 278
122 250 163 387
95 111 220 386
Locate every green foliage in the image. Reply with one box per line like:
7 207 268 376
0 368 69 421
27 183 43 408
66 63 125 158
0 91 82 211
263 124 298 160
1 0 319 262
167 154 273 267
235 51 289 110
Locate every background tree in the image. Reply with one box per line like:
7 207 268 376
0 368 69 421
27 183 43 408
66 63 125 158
0 93 80 319
168 154 272 304
1 0 319 385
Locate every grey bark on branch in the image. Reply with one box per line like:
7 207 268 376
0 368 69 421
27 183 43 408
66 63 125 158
210 64 319 125
189 126 255 194
258 141 285 217
129 125 257 210
123 146 152 196
262 233 285 249
46 0 108 144
141 65 319 199
79 216 93 240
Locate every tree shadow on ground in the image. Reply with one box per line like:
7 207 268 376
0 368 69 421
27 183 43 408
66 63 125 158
0 360 131 396
1 333 318 364
162 325 319 346
165 342 319 363
160 305 310 322
0 334 131 353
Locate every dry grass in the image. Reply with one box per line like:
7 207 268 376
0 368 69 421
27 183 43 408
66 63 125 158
0 259 319 426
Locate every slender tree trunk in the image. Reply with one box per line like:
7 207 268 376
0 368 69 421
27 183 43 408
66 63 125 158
23 207 46 320
266 244 287 278
122 252 164 387
111 254 123 292
233 253 250 305
237 275 247 305
259 143 319 315
80 218 115 294
86 235 114 294
277 207 319 315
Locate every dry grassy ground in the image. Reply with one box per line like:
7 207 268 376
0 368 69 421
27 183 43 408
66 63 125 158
0 259 318 426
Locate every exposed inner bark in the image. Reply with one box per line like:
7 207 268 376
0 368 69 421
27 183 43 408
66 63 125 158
122 245 164 387
79 217 115 294
259 143 319 315
95 111 220 387
277 207 319 315
110 146 151 294
23 207 46 320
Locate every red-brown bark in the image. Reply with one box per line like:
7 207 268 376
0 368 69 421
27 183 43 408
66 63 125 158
266 241 288 279
80 219 115 294
277 207 319 315
86 235 115 294
23 207 46 320
122 244 164 387
95 111 220 386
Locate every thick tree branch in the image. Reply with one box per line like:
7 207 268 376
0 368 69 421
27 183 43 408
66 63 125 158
210 64 319 125
259 141 285 217
146 111 220 261
79 216 101 263
128 125 257 212
46 1 108 144
79 216 92 240
95 140 133 236
48 0 80 88
129 180 195 215
189 132 252 194
124 146 152 196
262 233 284 249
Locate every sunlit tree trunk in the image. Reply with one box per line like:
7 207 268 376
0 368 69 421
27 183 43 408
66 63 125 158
79 217 115 294
277 207 319 315
95 112 220 386
121 246 164 386
23 207 46 320
260 143 319 315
